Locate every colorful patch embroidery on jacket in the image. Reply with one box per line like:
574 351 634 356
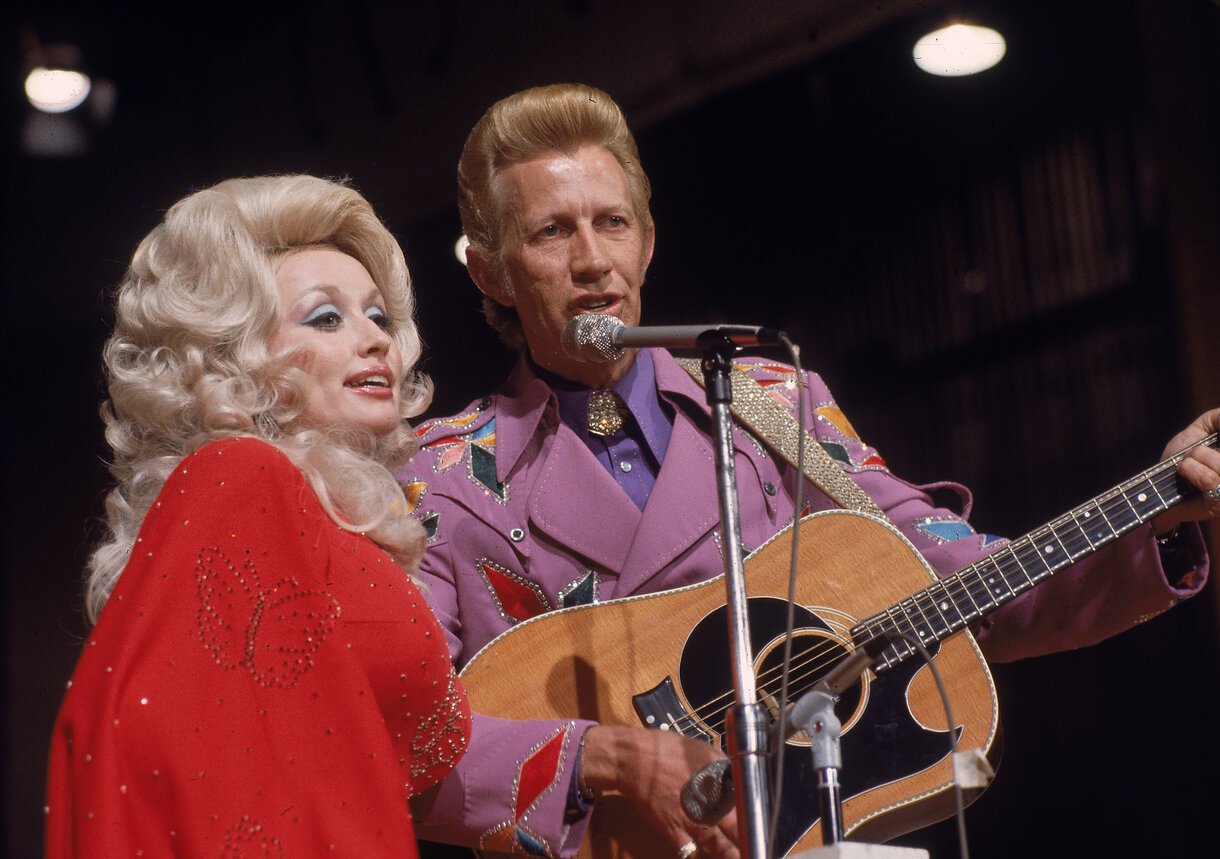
478 724 574 859
733 361 800 406
817 440 887 470
477 558 551 623
731 361 887 470
415 402 486 441
401 479 440 540
815 405 860 441
419 511 440 540
424 418 507 502
813 407 887 470
914 516 977 544
737 361 798 380
914 517 1004 549
403 479 427 512
558 571 598 608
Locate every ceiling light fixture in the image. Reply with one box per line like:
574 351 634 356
913 23 1006 77
25 66 92 113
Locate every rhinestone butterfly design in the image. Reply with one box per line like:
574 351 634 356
195 546 341 688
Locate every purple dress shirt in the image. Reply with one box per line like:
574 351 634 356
545 349 673 510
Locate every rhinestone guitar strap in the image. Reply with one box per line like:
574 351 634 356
675 357 888 521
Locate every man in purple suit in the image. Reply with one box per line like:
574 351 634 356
401 83 1218 859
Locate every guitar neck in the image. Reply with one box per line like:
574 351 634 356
856 432 1217 671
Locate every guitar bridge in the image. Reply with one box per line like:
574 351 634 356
632 676 715 744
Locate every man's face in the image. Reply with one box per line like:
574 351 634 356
472 145 654 387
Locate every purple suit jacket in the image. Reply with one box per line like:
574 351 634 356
399 350 1206 856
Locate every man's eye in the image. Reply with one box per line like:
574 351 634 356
537 225 561 238
303 303 343 329
604 216 626 228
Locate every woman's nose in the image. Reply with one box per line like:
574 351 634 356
359 316 393 356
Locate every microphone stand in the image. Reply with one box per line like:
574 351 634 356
699 341 771 859
695 342 928 859
791 688 846 844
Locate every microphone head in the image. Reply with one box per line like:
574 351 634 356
679 758 734 824
561 313 625 363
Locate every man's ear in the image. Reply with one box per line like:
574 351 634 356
641 222 656 275
465 245 515 307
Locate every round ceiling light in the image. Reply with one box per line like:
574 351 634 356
25 66 92 113
913 23 1007 77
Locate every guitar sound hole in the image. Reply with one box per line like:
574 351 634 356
755 631 867 742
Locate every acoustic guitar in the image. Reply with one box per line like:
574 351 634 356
458 434 1214 859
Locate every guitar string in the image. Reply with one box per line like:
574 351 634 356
663 636 858 736
663 451 1195 737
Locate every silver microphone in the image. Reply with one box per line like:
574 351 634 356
561 314 784 363
680 757 734 825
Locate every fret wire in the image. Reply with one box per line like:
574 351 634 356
1070 502 1100 551
868 618 909 670
913 588 952 637
882 604 921 649
966 562 1000 612
1146 474 1171 508
1003 541 1042 591
953 567 987 618
1059 529 1092 560
1037 523 1074 571
927 578 969 634
1050 512 1092 560
948 565 991 617
1123 482 1160 522
1098 492 1136 534
897 594 938 645
1151 470 1185 505
933 577 974 627
922 570 980 632
1038 524 1074 573
983 553 1019 602
1115 486 1143 525
1090 497 1120 544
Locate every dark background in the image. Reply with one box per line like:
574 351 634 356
4 1 1219 856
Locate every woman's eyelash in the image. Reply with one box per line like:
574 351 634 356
303 303 343 327
366 308 392 330
300 302 390 330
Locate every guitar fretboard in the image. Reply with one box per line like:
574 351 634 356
855 433 1217 671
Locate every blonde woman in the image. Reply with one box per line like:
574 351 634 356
47 175 470 856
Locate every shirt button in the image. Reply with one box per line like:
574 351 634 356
619 461 633 473
763 482 777 496
509 528 525 542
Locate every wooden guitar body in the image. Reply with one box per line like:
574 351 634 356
460 510 1000 859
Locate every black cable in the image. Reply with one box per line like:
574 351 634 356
766 334 805 859
762 338 973 859
899 633 971 859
